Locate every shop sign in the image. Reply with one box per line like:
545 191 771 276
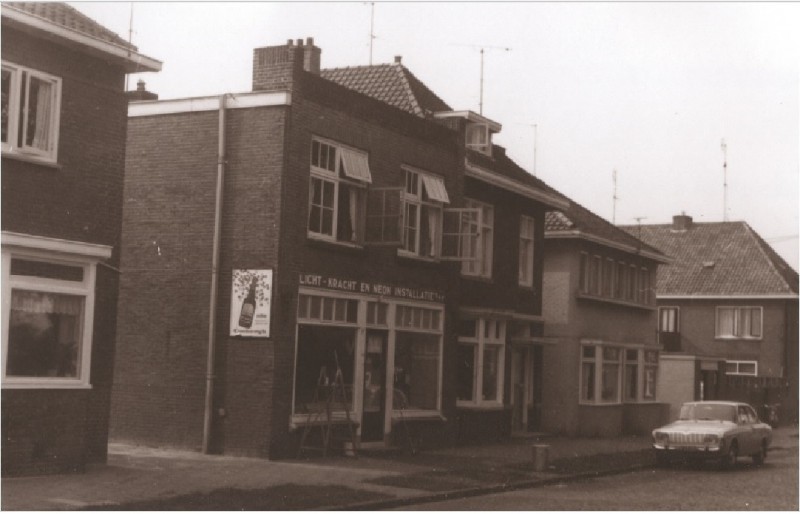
299 273 444 303
231 269 272 337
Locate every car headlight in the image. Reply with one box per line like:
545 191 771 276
703 434 719 444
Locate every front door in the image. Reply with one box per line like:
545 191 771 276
361 331 387 442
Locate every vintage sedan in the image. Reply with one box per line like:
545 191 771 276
652 401 772 468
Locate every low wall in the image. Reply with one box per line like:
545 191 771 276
622 403 670 435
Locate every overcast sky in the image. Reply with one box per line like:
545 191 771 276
71 1 799 269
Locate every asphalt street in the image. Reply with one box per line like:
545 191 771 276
400 443 799 510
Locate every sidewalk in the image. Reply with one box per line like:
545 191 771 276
2 426 797 510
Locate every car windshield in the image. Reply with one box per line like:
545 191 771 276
679 404 736 422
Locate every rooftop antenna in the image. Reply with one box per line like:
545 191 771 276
633 216 647 252
721 138 729 221
453 44 511 115
368 2 377 65
612 169 619 224
125 2 134 90
533 123 538 176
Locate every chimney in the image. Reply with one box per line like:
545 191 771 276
672 212 693 231
126 79 158 102
394 55 402 64
252 37 321 91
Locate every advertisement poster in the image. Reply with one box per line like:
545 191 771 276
230 269 272 337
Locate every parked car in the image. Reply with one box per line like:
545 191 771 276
652 401 772 469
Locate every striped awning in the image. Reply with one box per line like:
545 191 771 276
340 148 372 183
421 173 450 204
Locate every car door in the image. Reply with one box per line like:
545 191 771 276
736 405 756 454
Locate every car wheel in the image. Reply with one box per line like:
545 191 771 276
752 441 767 465
720 441 738 470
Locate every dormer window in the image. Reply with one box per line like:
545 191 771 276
466 123 490 155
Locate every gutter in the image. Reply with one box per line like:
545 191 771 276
202 94 228 453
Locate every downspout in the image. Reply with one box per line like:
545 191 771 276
203 93 228 454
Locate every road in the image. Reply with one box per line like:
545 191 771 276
400 444 798 510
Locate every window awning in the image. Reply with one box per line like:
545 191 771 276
421 173 450 204
340 148 372 183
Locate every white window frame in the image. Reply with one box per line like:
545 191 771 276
398 166 448 259
457 318 506 408
465 122 491 155
461 198 493 278
2 233 110 389
715 306 763 340
581 342 650 406
518 216 535 287
2 61 62 163
659 306 680 333
725 360 758 376
307 137 370 246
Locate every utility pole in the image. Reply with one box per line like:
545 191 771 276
612 169 619 224
721 138 729 221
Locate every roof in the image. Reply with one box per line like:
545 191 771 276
2 2 161 72
544 196 669 263
620 221 798 297
321 63 451 117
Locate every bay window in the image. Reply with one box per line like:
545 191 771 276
1 62 61 163
716 306 762 339
2 234 109 389
581 343 658 404
458 318 505 406
308 138 371 244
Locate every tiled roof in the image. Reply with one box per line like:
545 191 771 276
3 2 136 50
321 63 451 117
544 199 667 260
620 221 798 296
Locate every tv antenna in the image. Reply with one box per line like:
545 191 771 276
125 2 134 90
612 169 620 224
453 44 511 115
633 216 647 251
721 138 729 221
368 2 376 65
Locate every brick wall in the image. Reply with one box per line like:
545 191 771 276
1 28 127 475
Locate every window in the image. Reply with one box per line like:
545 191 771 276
399 167 449 258
725 360 758 376
308 138 371 244
293 324 356 413
590 256 602 295
639 268 649 304
2 238 107 389
394 304 443 412
461 199 493 278
297 293 358 325
457 318 506 406
466 122 490 155
616 261 627 299
628 264 638 301
518 216 535 287
716 307 762 339
603 258 615 296
659 307 679 333
1 62 61 162
581 343 656 404
579 252 589 294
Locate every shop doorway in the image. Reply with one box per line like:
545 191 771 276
361 331 388 442
511 345 540 434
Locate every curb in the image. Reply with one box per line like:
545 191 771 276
325 463 653 511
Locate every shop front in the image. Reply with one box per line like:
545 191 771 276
291 275 446 449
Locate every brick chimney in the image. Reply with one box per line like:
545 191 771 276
252 37 321 91
672 213 693 231
126 79 158 101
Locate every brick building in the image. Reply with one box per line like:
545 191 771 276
111 38 569 457
1 2 160 475
624 214 799 422
542 201 670 436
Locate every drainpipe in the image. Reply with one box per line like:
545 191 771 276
202 94 228 454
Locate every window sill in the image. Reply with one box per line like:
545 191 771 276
460 274 493 284
306 235 364 253
576 292 655 311
578 401 623 407
396 250 441 265
391 410 446 423
456 402 505 411
2 381 92 390
518 283 535 291
2 151 61 169
715 337 762 342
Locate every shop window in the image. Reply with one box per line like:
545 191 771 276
297 294 358 324
716 306 762 339
457 318 505 406
366 301 388 326
308 138 370 245
461 199 493 278
394 332 440 411
2 240 106 389
396 305 441 332
293 324 356 413
518 216 535 287
725 360 758 376
1 62 61 163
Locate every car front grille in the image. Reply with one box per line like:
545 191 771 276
668 433 704 445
